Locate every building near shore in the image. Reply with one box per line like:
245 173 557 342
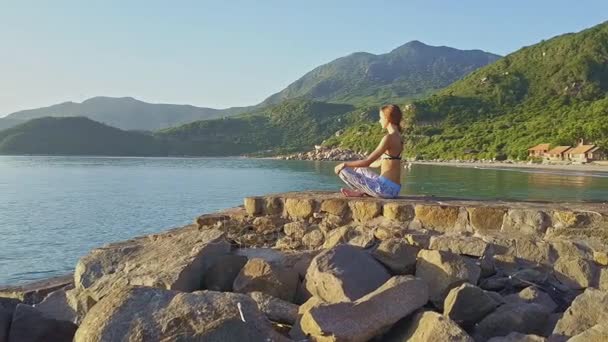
545 146 572 161
528 143 550 158
529 140 605 163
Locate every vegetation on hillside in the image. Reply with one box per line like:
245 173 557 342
0 117 166 156
328 21 608 160
262 41 500 107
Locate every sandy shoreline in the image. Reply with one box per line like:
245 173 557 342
412 161 608 173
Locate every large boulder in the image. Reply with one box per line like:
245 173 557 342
503 287 557 313
384 310 474 342
8 304 77 342
568 323 608 342
300 276 428 342
443 283 500 327
74 287 289 342
429 234 491 257
322 225 374 249
474 303 550 340
372 238 419 274
305 244 390 303
553 257 598 290
247 291 298 325
501 209 551 236
73 227 230 313
201 255 248 292
0 298 20 342
487 332 547 342
233 258 299 302
552 288 608 340
414 205 461 232
33 289 77 323
415 249 481 307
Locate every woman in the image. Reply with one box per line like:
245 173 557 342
334 104 403 198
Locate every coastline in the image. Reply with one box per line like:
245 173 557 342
411 161 608 173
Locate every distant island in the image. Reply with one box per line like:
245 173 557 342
1 22 607 161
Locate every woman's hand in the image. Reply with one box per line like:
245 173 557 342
334 163 346 175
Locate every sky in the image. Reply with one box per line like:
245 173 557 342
1 0 607 116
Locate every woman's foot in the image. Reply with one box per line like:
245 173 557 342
340 188 367 197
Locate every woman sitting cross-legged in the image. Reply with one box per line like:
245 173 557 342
334 104 403 198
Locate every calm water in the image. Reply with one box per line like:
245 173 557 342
1 156 608 285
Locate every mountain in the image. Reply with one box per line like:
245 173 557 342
1 97 248 132
328 21 608 160
157 99 356 156
0 117 166 156
262 41 501 106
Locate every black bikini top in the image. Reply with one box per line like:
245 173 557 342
383 135 403 160
382 152 402 160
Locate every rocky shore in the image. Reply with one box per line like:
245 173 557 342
1 191 608 341
277 146 366 161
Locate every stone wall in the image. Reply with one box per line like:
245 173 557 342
2 191 608 341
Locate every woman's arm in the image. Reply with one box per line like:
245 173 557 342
335 136 388 173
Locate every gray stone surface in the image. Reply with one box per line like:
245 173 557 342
384 310 474 342
372 238 419 274
444 283 500 326
305 244 390 303
8 304 77 342
552 288 608 340
74 287 289 342
415 249 481 307
233 258 299 302
301 276 428 342
474 303 549 340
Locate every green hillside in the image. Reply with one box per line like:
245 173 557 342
0 117 166 156
328 21 608 160
157 99 356 156
263 41 500 106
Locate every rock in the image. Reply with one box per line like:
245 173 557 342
244 197 263 215
74 287 289 342
384 310 474 342
0 298 20 342
415 249 481 307
302 229 325 249
552 288 608 340
8 304 77 342
73 227 230 314
349 200 382 222
512 238 554 265
0 274 73 305
414 205 460 232
553 257 598 290
568 323 608 342
33 289 77 323
599 267 608 290
487 332 547 341
252 216 285 233
201 255 248 292
594 251 608 266
428 234 491 257
373 224 408 241
285 198 315 219
403 231 433 249
320 199 349 217
305 244 390 303
264 196 284 215
494 254 520 274
501 210 551 236
443 283 500 327
283 221 311 239
247 291 298 325
474 303 549 340
372 238 419 274
233 258 299 302
383 203 415 222
322 225 374 249
468 207 506 233
300 276 428 342
504 287 557 313
275 235 302 250
550 240 592 260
